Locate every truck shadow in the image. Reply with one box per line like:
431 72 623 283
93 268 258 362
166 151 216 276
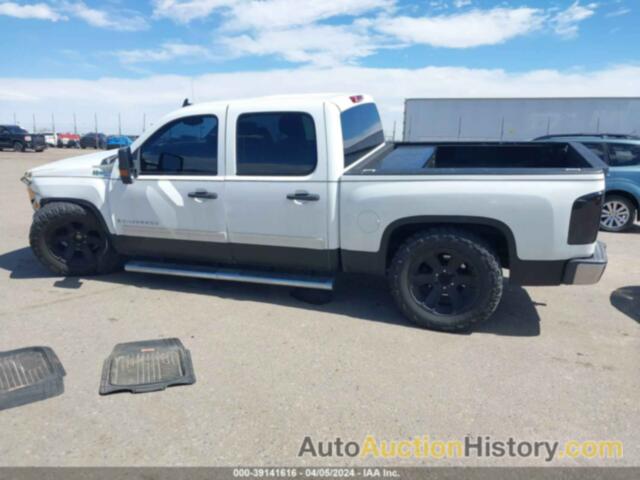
610 286 640 323
0 247 540 337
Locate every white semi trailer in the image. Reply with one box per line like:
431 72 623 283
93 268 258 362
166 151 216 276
403 97 640 142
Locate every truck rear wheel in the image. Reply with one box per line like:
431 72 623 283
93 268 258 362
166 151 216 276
388 229 503 331
30 202 121 276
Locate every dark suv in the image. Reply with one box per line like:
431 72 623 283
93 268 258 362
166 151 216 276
0 125 46 152
80 133 107 149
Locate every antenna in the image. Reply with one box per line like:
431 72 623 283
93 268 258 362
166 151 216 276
182 98 192 108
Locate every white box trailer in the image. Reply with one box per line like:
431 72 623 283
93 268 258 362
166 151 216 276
403 97 640 142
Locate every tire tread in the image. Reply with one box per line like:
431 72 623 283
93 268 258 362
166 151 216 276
388 227 503 331
29 202 121 276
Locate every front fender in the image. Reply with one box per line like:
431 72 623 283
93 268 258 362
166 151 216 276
30 177 115 234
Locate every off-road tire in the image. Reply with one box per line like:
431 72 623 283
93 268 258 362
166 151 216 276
30 202 121 276
13 141 24 152
388 228 503 331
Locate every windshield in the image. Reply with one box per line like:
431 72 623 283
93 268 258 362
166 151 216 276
340 103 385 168
7 126 28 134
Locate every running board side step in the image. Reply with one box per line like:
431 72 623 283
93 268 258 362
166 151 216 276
124 260 335 291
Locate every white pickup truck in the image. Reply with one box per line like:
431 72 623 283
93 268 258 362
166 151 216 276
22 93 608 331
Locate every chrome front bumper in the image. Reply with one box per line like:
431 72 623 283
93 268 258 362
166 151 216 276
563 241 608 285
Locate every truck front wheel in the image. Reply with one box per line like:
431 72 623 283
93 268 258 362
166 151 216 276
388 229 503 331
30 202 121 276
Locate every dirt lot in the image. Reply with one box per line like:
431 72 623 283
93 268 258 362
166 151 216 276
0 148 638 467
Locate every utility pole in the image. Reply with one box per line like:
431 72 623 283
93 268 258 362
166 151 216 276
94 113 99 148
13 112 17 125
73 113 77 135
32 114 36 133
142 113 146 133
118 113 122 136
51 113 56 133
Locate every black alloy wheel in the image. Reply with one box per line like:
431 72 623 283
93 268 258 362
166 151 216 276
408 250 479 316
388 228 503 331
45 220 106 270
30 202 122 276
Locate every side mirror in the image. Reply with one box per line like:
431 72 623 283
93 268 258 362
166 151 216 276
118 147 134 184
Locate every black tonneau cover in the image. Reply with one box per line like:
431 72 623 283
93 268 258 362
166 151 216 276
345 142 607 175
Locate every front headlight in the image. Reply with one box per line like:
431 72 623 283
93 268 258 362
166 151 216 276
21 172 39 210
24 135 32 141
27 185 39 210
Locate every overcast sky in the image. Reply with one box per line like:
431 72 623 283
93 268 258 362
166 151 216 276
0 0 638 134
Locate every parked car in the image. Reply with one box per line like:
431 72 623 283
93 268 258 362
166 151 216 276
80 133 107 149
42 132 58 147
535 134 640 232
106 135 133 150
22 94 607 332
0 125 46 152
57 133 81 148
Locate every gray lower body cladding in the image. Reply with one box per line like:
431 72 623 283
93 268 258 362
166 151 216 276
110 234 605 287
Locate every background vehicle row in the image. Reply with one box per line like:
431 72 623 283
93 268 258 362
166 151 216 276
537 134 640 232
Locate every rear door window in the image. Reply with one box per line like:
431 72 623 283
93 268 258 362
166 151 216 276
608 143 640 167
236 112 317 176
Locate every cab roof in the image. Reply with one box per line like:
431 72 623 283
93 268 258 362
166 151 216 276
178 93 374 114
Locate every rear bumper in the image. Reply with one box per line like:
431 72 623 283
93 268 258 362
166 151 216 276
26 140 46 150
562 241 607 285
508 241 607 286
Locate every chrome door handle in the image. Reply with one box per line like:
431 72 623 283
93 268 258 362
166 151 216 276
286 192 320 201
188 189 217 199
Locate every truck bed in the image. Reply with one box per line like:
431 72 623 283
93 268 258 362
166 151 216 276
345 142 606 175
